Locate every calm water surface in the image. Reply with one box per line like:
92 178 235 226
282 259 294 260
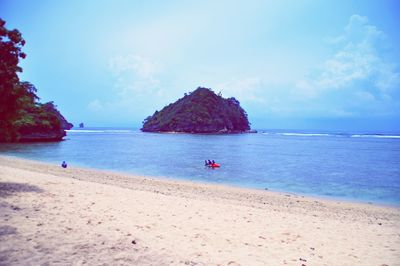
1 128 399 205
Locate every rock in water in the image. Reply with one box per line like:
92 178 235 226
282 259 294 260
141 87 252 134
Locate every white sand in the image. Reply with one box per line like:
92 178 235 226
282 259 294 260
0 155 399 265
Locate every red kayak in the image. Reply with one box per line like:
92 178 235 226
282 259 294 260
209 163 220 168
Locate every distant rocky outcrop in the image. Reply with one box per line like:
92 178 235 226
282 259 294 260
141 87 253 134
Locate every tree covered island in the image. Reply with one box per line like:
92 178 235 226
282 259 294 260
142 87 254 134
0 18 72 142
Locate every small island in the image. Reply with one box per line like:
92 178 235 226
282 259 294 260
141 87 254 134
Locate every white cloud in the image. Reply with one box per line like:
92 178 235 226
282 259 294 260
85 55 168 120
109 55 160 80
108 55 161 97
294 14 400 116
87 99 103 111
217 77 265 103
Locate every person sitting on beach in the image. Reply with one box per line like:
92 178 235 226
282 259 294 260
61 161 67 168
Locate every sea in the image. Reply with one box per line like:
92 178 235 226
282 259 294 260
1 128 399 206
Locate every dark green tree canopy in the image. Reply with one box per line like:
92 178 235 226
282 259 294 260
142 87 251 133
0 18 72 142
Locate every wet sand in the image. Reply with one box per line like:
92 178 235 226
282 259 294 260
0 155 399 265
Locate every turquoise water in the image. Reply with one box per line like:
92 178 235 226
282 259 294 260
1 128 400 205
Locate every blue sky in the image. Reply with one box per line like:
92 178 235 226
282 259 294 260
1 0 400 131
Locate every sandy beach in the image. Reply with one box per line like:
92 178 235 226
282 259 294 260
0 155 399 265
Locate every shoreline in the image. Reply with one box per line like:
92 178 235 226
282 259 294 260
1 154 398 208
1 155 400 265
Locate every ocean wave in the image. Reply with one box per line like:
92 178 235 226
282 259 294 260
350 134 400 139
262 132 400 139
280 133 333 137
262 132 334 137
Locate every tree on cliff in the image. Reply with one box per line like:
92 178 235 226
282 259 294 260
0 18 72 142
0 18 28 140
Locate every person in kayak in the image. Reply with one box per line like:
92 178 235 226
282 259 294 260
208 160 212 165
205 160 209 166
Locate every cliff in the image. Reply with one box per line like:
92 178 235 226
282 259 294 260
18 102 73 142
0 98 73 143
11 102 73 142
141 87 252 133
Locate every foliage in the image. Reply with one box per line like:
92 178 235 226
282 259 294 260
0 18 71 142
142 87 251 133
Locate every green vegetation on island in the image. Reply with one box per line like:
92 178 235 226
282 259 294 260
142 87 253 133
0 18 72 142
